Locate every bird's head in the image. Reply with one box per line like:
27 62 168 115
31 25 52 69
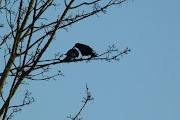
74 43 81 48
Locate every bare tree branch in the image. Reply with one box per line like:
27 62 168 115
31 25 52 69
67 83 94 120
0 0 131 118
71 0 100 9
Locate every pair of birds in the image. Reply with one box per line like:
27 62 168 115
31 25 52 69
63 43 97 61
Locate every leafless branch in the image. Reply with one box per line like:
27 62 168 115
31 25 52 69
0 46 131 77
71 0 100 9
67 83 94 120
0 92 5 103
9 90 35 108
0 0 131 118
6 108 22 120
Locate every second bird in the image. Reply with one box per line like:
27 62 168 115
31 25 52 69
63 48 79 61
74 43 97 57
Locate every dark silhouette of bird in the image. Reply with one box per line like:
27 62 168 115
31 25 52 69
74 43 97 57
63 48 79 61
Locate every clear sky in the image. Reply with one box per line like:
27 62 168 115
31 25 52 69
1 0 180 120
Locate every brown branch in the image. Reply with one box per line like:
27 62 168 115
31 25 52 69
9 90 35 108
22 0 75 73
0 0 130 118
0 47 131 76
10 0 128 59
73 99 88 120
16 31 50 57
0 92 5 103
1 70 19 119
71 83 93 120
0 0 24 97
34 47 131 69
19 0 34 33
0 32 12 47
17 0 128 42
22 0 38 68
0 0 53 48
6 108 22 120
0 71 26 118
20 0 53 41
71 0 100 9
64 0 67 7
0 0 75 117
6 91 34 119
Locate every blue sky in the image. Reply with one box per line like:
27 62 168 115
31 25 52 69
1 0 180 120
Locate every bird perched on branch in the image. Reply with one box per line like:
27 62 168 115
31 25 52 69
63 48 79 61
74 43 97 57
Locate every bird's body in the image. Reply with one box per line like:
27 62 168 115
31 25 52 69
74 43 97 57
63 48 79 61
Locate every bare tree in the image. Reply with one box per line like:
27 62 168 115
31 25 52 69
0 0 131 119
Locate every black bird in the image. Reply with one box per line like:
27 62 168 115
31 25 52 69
74 43 97 57
63 48 79 61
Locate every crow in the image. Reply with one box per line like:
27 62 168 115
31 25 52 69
63 48 79 61
74 43 97 57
